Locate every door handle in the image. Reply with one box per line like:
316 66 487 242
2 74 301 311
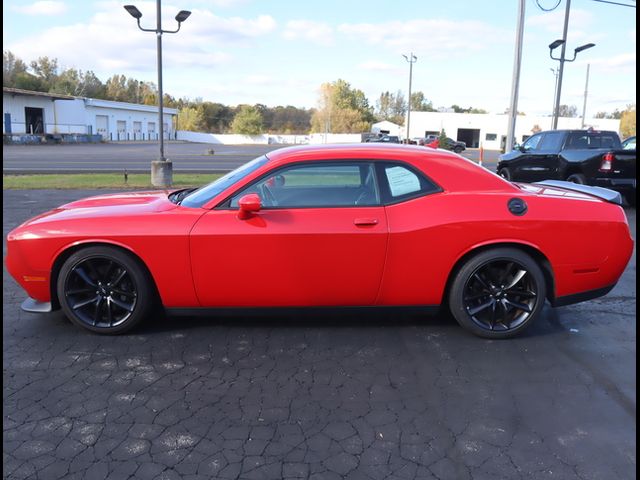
354 218 379 226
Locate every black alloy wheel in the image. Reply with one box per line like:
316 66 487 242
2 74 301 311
449 248 546 339
57 246 153 334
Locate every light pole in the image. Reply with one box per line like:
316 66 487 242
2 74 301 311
550 67 559 128
505 0 526 153
581 63 590 128
124 2 191 188
402 53 417 143
549 39 594 128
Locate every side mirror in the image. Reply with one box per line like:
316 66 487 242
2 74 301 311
237 193 261 220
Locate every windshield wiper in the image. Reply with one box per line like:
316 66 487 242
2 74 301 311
170 188 198 205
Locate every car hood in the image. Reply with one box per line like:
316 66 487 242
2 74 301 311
18 190 178 227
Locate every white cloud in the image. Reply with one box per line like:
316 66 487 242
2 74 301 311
6 2 275 77
282 20 334 46
338 19 507 57
585 52 636 71
12 1 67 15
357 61 401 73
527 8 594 34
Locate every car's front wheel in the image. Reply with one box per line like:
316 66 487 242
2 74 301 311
448 248 546 339
57 246 154 334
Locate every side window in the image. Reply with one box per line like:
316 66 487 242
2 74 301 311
567 133 590 149
378 163 441 203
538 131 565 151
522 133 543 151
230 163 380 208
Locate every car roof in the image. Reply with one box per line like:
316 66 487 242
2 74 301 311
264 143 514 193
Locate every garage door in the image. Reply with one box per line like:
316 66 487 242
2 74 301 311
96 115 109 140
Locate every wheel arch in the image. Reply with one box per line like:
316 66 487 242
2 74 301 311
49 240 160 311
443 241 556 305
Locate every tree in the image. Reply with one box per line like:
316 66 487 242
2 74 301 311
410 92 436 112
451 104 488 114
311 79 374 133
3 50 28 86
29 56 58 90
438 129 449 150
231 105 264 135
375 90 405 125
177 105 205 132
620 104 636 138
557 104 578 118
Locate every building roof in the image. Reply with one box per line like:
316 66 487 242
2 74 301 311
3 87 177 114
3 86 75 101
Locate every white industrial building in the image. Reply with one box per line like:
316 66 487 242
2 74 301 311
3 87 177 141
406 111 622 150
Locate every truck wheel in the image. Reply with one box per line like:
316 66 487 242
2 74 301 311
624 193 636 207
498 168 512 181
566 173 586 184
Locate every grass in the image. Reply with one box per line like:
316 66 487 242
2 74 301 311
3 173 223 190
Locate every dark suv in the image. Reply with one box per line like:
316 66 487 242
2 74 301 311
423 135 466 153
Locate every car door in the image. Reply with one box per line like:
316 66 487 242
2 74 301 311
531 131 566 180
510 132 546 181
189 161 389 307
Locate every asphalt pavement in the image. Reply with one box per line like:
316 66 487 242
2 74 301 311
3 189 636 480
2 142 500 174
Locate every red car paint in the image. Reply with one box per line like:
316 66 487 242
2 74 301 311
6 144 634 312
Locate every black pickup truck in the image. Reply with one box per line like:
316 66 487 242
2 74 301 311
497 129 636 206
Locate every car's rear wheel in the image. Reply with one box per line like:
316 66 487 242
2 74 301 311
57 246 154 334
454 146 463 153
448 248 546 339
566 173 586 184
498 167 512 181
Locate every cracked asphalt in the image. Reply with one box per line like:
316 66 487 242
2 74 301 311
3 189 636 480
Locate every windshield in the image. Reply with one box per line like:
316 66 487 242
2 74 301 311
180 155 270 208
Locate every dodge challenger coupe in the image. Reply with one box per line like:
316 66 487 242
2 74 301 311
6 144 634 338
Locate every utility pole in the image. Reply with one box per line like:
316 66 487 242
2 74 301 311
506 0 526 153
402 53 417 142
581 64 590 128
552 0 571 129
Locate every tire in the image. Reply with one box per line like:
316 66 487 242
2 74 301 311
624 192 636 207
454 146 463 153
498 167 512 181
566 173 586 184
57 246 154 334
448 248 547 339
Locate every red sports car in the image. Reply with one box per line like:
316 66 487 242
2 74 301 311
5 144 634 338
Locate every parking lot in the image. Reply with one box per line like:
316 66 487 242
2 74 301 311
3 189 636 480
2 142 500 174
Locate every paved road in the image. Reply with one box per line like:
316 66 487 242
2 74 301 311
3 190 635 480
2 142 500 174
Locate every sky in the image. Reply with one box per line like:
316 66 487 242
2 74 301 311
3 0 636 117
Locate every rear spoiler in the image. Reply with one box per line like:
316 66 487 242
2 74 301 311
532 180 623 205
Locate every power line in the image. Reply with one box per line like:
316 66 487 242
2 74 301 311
590 0 635 7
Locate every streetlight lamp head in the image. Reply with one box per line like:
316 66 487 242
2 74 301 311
123 5 142 19
175 10 191 23
549 39 565 50
574 43 595 53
